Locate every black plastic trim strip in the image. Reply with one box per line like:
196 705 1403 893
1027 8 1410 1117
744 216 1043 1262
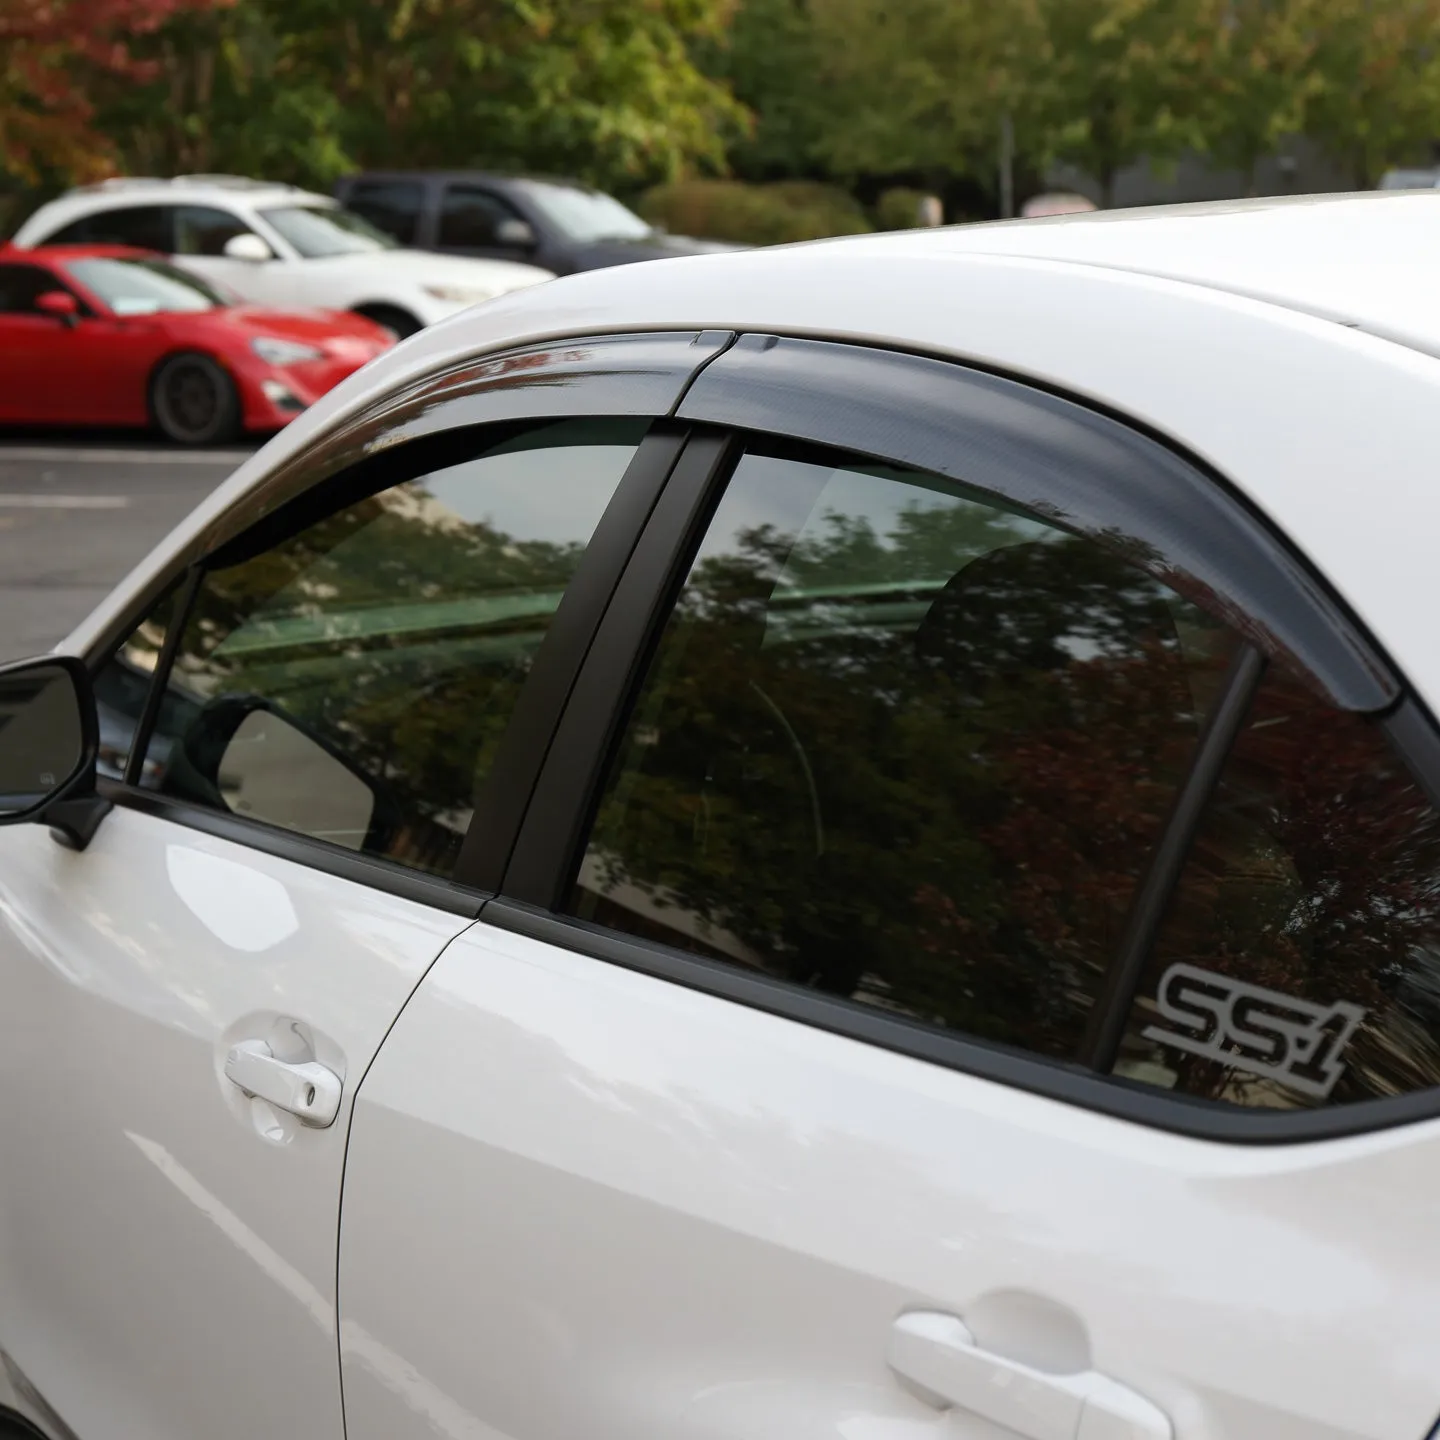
1079 642 1268 1071
100 778 485 917
502 430 741 908
481 896 1440 1143
123 566 199 786
678 335 1396 713
452 425 692 891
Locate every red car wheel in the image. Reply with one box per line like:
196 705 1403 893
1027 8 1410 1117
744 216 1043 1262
149 352 242 446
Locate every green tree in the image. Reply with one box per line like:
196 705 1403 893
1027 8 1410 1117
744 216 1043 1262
1304 0 1440 187
102 0 745 192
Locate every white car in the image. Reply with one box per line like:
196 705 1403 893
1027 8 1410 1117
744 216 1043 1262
4 192 1440 1440
10 175 555 336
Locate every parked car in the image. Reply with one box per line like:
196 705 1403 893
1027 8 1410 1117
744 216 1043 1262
0 243 394 442
5 192 1440 1440
1378 167 1440 188
334 169 739 274
10 175 555 337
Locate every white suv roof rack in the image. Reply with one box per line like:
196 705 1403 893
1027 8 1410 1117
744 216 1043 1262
63 173 306 198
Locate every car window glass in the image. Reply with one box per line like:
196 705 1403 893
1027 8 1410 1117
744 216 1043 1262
345 181 424 245
438 186 525 247
92 584 180 784
569 445 1237 1060
1113 665 1440 1110
64 257 222 314
175 205 254 256
141 418 645 878
50 205 173 252
0 264 65 314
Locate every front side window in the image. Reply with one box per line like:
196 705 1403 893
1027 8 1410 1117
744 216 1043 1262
438 186 525 248
175 205 255 257
570 445 1234 1060
0 263 67 314
259 204 400 257
139 419 644 878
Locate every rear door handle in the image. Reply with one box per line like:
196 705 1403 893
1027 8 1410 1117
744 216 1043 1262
888 1311 1171 1440
224 1039 342 1127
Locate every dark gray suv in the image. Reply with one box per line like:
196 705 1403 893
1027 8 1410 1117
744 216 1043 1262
333 171 739 276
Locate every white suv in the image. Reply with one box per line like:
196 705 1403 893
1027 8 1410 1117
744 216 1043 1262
11 175 555 335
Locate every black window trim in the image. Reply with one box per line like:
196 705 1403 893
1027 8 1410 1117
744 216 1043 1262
496 334 1440 1145
80 330 738 909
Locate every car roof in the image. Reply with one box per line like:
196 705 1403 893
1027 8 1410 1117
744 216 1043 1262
8 243 155 262
11 180 332 244
342 170 598 191
62 190 1440 726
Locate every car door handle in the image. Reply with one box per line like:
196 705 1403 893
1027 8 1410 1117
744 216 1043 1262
888 1311 1171 1440
224 1039 342 1128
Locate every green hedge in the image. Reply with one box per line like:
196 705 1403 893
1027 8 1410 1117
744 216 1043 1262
639 178 873 245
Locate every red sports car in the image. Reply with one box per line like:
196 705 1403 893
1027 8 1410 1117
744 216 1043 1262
0 243 396 444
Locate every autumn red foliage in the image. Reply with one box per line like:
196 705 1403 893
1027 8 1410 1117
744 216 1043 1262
0 0 226 180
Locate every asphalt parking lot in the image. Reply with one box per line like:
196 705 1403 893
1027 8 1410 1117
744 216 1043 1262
0 434 256 661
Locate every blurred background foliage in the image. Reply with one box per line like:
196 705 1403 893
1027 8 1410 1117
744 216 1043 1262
6 0 1440 240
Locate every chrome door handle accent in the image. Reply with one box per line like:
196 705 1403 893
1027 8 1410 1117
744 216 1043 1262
888 1311 1171 1440
224 1039 342 1127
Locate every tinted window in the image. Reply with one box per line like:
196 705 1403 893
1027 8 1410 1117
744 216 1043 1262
0 263 64 314
1114 666 1440 1109
438 186 524 248
141 420 644 878
47 205 173 252
569 446 1235 1059
340 182 424 246
175 205 253 257
513 181 652 242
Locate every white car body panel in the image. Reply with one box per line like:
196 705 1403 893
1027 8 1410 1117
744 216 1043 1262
0 808 471 1440
11 183 554 328
62 200 1440 728
2 192 1439 1440
339 923 1440 1440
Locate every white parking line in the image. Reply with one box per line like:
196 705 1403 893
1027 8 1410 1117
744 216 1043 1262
0 447 250 465
0 494 131 508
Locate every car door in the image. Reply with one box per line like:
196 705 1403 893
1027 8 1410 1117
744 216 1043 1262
435 182 547 268
337 335 1440 1440
342 178 428 248
0 261 84 423
169 204 282 303
0 331 730 1440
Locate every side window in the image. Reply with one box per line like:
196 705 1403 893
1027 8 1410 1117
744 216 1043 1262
137 419 645 879
346 181 424 245
569 445 1238 1061
1115 667 1440 1109
569 438 1440 1114
438 186 525 248
49 205 173 253
175 206 254 256
0 263 64 314
91 585 179 783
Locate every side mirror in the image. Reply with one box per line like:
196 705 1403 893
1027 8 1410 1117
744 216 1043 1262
0 656 102 837
35 290 79 326
495 217 537 249
222 233 274 262
160 694 397 852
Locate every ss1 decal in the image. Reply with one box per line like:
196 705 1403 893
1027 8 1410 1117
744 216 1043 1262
1142 963 1367 1100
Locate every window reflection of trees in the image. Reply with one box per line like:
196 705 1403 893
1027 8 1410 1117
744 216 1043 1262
576 478 1229 1062
152 435 634 879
